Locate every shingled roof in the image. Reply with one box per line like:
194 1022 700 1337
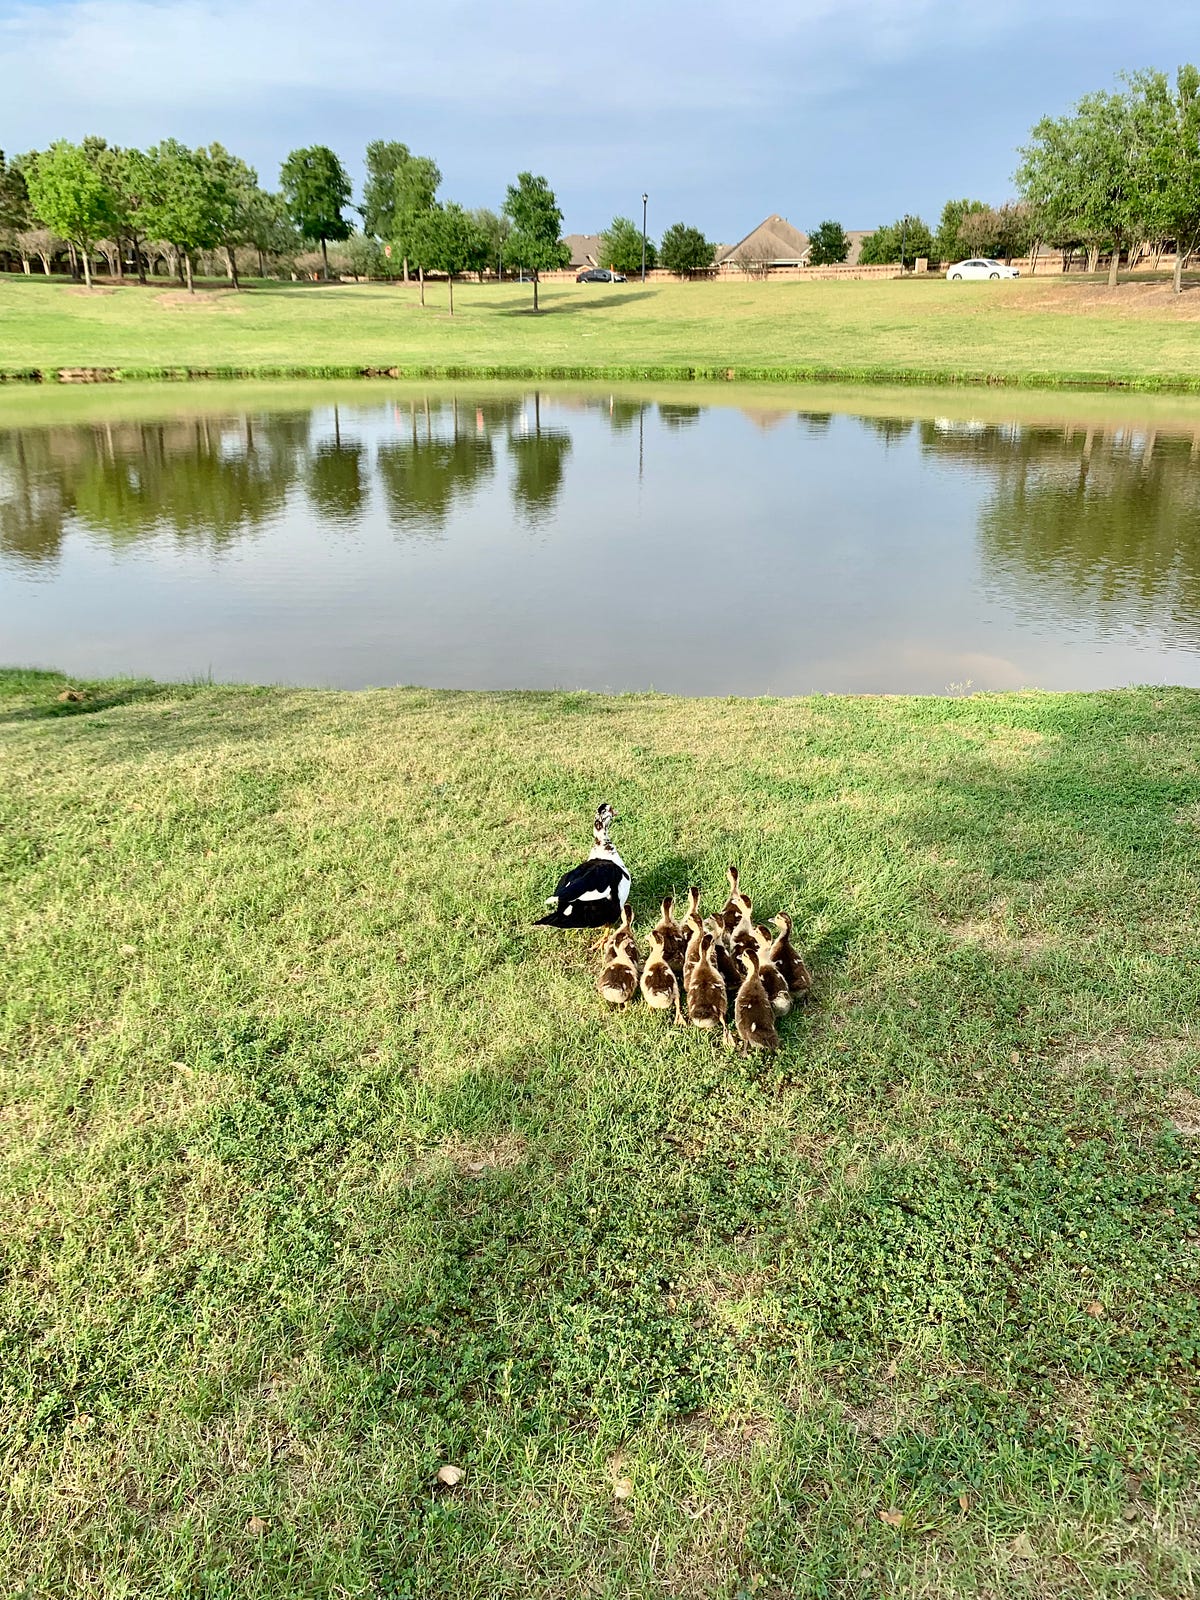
715 215 810 266
562 234 601 269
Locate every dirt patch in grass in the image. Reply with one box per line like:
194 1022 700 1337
1018 279 1200 319
414 1132 527 1178
66 285 118 297
154 291 236 311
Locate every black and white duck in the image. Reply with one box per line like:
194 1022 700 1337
534 802 631 930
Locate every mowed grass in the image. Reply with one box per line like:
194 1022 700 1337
3 274 1200 388
2 668 1199 1599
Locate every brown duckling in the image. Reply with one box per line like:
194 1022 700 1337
719 865 752 930
640 928 684 1023
609 904 638 964
729 894 759 962
597 926 638 1006
682 887 706 988
705 915 744 994
752 924 793 1016
734 949 780 1053
770 912 813 998
685 931 728 1032
652 894 689 977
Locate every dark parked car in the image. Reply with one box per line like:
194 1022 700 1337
576 268 627 284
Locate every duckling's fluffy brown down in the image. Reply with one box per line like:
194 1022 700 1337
686 933 728 1030
640 931 682 1019
734 954 780 1052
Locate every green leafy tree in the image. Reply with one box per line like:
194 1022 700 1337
22 140 116 287
242 190 297 276
599 215 655 275
407 202 478 314
470 207 510 278
201 143 261 289
933 198 988 264
139 139 225 291
0 152 32 254
1018 86 1149 287
806 219 850 266
502 172 568 311
280 145 351 279
658 222 714 276
1128 65 1200 293
857 215 934 268
361 141 440 280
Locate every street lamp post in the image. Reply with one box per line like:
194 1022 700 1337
641 193 648 282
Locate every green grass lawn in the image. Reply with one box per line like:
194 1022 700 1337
2 667 1199 1598
3 274 1200 389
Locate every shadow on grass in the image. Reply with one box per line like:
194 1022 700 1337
0 671 178 724
496 290 658 317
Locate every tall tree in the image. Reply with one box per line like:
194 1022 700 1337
361 140 440 281
242 190 297 277
806 219 850 266
201 143 261 288
22 141 116 287
139 139 225 291
658 222 715 277
599 215 655 275
0 151 32 246
1129 65 1200 293
407 203 479 314
280 145 351 279
933 198 988 265
502 172 568 311
1018 87 1149 287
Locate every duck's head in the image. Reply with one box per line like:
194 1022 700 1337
593 802 616 844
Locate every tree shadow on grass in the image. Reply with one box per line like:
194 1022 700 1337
495 289 658 317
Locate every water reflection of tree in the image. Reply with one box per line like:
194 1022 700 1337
0 414 310 564
507 393 571 527
658 403 701 429
919 420 1200 646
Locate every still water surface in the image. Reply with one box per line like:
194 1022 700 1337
4 387 1200 693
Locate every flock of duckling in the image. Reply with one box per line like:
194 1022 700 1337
597 868 812 1052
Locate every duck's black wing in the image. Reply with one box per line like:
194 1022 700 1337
535 858 628 928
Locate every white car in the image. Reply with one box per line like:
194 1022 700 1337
946 258 1020 280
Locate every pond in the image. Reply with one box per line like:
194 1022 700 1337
3 382 1200 694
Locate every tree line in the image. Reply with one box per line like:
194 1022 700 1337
4 66 1198 295
835 64 1200 287
0 133 723 306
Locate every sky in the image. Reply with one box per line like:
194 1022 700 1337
0 0 1196 242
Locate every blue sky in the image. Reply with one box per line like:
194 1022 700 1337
0 0 1195 241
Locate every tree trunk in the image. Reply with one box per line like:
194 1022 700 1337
81 245 92 289
1029 241 1040 275
533 271 539 312
403 256 409 283
20 253 30 275
39 251 51 275
225 247 240 290
1175 248 1186 295
258 248 265 278
419 265 425 307
1107 244 1120 289
321 237 329 280
114 242 124 282
448 273 454 316
184 253 194 293
1086 245 1100 274
68 242 80 281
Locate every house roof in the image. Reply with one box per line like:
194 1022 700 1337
842 229 872 267
562 233 601 268
716 215 810 266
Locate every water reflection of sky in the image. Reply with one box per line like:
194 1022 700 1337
2 394 1199 694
